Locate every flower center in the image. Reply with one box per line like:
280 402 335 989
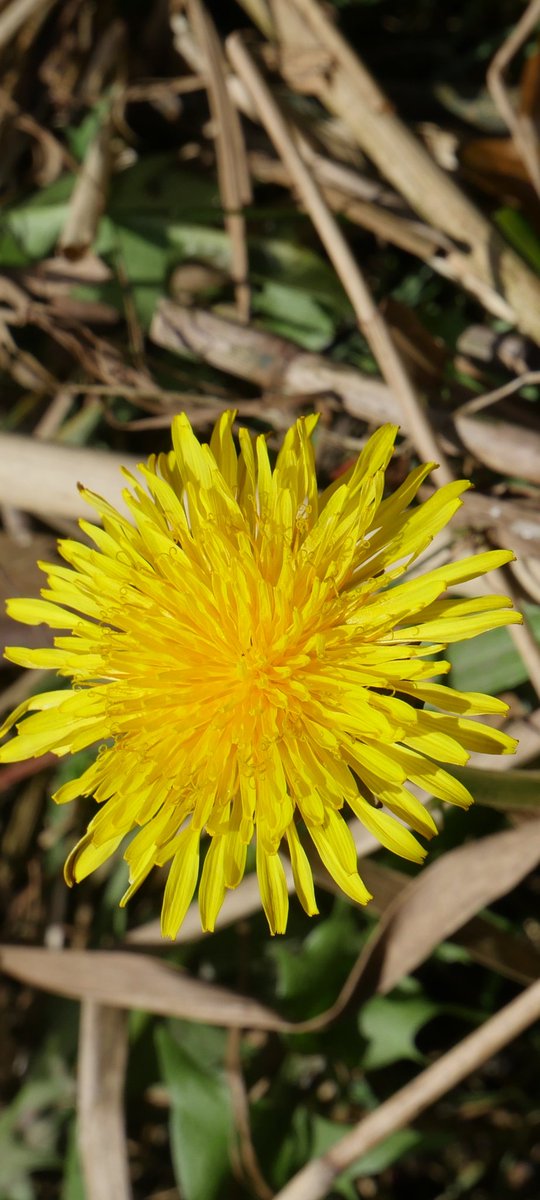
237 641 271 683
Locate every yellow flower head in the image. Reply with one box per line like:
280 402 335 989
0 414 521 936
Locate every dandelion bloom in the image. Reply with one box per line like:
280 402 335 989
0 414 521 935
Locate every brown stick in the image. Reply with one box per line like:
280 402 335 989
58 124 111 260
0 434 139 519
0 0 56 50
151 302 540 492
78 1001 132 1200
188 0 251 321
274 977 540 1200
487 0 540 200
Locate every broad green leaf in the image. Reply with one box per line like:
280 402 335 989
155 1024 234 1200
358 992 439 1069
0 155 349 341
448 765 540 810
163 225 348 313
269 902 366 1018
0 176 74 262
448 604 540 693
253 280 336 349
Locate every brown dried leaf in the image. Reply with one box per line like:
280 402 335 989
323 821 540 1014
359 860 540 986
0 946 288 1030
455 412 540 484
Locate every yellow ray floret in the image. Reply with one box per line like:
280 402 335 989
0 413 522 936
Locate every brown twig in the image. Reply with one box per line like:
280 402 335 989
487 0 540 200
0 434 140 519
0 0 56 51
273 977 540 1200
455 370 540 417
78 1001 132 1200
58 123 112 260
226 1028 274 1200
189 0 252 321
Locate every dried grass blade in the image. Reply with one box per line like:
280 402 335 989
0 946 288 1030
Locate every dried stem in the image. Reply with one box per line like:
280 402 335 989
188 0 251 321
0 0 56 50
487 0 540 199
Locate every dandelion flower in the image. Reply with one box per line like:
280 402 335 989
0 414 521 936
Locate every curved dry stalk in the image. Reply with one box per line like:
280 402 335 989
487 0 540 200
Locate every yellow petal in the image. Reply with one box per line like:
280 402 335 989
199 836 227 931
349 796 426 863
286 823 318 916
256 842 289 934
64 830 123 885
161 826 200 940
307 808 372 906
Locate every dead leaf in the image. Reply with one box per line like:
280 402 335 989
359 860 540 986
0 946 289 1030
310 821 540 1021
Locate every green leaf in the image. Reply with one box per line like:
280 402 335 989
60 1121 85 1200
253 280 336 350
312 1115 425 1194
350 1128 426 1176
448 764 540 810
0 176 74 263
495 208 540 273
66 96 111 162
269 901 366 1018
155 1023 234 1200
448 604 540 693
275 1108 424 1200
0 1061 73 1200
358 992 439 1069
